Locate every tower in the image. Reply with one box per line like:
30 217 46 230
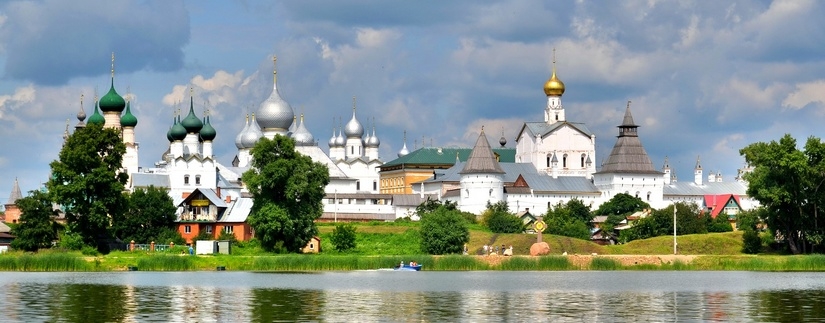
544 48 566 124
344 96 365 159
694 156 703 185
459 127 506 214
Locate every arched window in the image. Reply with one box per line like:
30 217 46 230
546 155 551 167
562 154 568 168
581 154 586 168
184 175 190 185
646 192 651 201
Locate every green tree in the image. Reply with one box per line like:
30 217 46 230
242 135 330 252
155 228 186 246
543 202 591 240
742 229 762 254
624 202 706 242
481 201 524 233
113 186 177 243
707 213 734 233
419 205 470 254
47 123 128 250
740 134 825 254
331 223 357 252
10 190 59 251
596 193 650 234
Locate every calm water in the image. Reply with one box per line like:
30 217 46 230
2 271 825 322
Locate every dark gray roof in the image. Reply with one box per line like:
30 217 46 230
663 181 748 196
392 194 439 206
428 162 599 194
595 105 661 175
131 173 170 188
517 121 595 141
6 178 22 205
460 130 505 174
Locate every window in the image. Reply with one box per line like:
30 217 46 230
224 226 234 234
184 175 190 185
646 192 651 201
581 154 586 168
184 225 191 233
195 175 201 185
205 225 212 234
356 181 361 191
562 154 568 168
373 180 377 191
351 146 354 155
546 156 550 167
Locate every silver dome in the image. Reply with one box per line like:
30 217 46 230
344 107 364 138
328 128 338 147
397 142 409 157
241 114 264 148
256 70 294 130
234 115 249 149
292 115 315 146
366 127 380 147
335 127 346 146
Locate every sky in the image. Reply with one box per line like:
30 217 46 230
1 0 825 201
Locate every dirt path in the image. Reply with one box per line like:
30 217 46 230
474 254 697 268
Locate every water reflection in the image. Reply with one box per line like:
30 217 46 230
2 272 825 322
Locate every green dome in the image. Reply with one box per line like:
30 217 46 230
166 125 174 142
200 116 217 141
180 97 203 133
170 115 187 141
99 78 126 112
88 100 105 125
120 101 138 127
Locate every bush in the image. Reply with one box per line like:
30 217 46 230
59 231 87 250
419 206 469 255
742 229 762 254
155 228 186 245
217 231 238 243
483 211 524 234
81 245 100 256
330 223 357 252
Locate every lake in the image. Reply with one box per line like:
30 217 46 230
1 271 825 322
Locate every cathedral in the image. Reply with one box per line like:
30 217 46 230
47 53 757 242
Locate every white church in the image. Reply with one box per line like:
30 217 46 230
61 53 756 242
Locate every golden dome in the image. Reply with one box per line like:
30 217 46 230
543 70 565 96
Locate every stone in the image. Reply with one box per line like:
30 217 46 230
530 242 550 256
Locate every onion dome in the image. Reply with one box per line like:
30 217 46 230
335 125 346 147
166 120 174 143
366 126 380 148
328 127 338 148
170 115 187 141
397 131 409 157
180 95 203 133
344 97 364 138
200 116 216 141
292 114 315 146
499 130 506 147
235 115 250 149
99 53 126 112
543 53 565 96
241 113 263 148
256 55 294 130
288 115 297 134
76 95 86 122
120 101 138 127
88 98 105 125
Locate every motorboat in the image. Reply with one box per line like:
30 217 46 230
395 264 422 271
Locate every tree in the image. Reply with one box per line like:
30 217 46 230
113 186 177 243
47 123 128 250
740 134 825 254
419 205 470 254
543 202 591 240
707 213 734 233
596 193 650 234
481 201 524 233
242 135 330 252
623 202 707 242
331 223 357 252
11 190 59 251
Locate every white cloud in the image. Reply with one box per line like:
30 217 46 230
0 85 36 119
782 80 825 111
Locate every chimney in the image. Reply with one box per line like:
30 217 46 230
226 195 231 203
216 187 221 198
525 207 530 214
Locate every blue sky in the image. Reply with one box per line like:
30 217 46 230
1 0 824 200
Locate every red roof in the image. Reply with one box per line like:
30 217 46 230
703 194 741 218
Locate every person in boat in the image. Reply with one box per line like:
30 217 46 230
399 261 404 268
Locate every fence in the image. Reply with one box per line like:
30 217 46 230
129 241 176 252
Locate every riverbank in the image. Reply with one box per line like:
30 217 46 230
3 252 825 272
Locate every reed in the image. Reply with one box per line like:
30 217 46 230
136 255 194 271
0 253 90 271
589 257 621 270
247 255 433 271
430 255 488 271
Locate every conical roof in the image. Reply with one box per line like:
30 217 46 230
460 129 505 174
7 178 22 205
595 102 660 174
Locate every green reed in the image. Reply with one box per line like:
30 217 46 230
429 255 488 271
589 257 622 270
136 255 194 271
0 253 91 271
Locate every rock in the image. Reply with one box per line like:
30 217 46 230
530 242 550 256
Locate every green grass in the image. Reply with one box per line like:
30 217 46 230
605 232 744 255
497 256 573 270
136 255 195 271
589 257 621 270
0 252 92 271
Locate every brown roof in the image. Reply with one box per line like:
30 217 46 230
596 103 661 175
460 130 505 174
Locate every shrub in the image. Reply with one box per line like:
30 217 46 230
483 211 524 233
742 229 762 254
217 231 238 243
81 245 100 256
59 231 87 250
419 206 469 255
331 223 357 252
155 228 186 245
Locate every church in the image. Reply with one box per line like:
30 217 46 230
43 53 757 242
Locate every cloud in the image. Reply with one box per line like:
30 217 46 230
0 0 190 85
782 80 825 111
0 85 36 119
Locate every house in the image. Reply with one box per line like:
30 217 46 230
302 236 321 253
703 194 742 230
176 188 253 244
0 222 14 252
